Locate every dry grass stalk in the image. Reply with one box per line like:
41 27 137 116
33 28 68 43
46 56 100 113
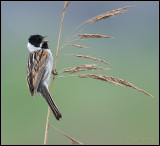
49 124 83 145
57 74 80 79
63 64 110 73
70 54 111 65
44 1 70 144
74 64 95 70
62 6 132 49
91 66 110 70
67 44 88 48
79 74 157 101
84 6 133 24
74 64 110 70
79 74 123 86
63 1 70 12
64 69 87 73
77 34 112 40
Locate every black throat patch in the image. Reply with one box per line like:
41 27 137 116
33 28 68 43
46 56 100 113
42 42 49 49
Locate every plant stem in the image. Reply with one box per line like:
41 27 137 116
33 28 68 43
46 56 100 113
44 2 69 144
44 106 51 144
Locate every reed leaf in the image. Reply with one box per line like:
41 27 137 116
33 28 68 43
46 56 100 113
84 6 133 24
63 64 110 74
70 54 111 65
50 124 83 145
78 74 157 101
67 44 88 48
77 34 112 40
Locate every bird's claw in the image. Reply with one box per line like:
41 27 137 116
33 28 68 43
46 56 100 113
52 70 58 75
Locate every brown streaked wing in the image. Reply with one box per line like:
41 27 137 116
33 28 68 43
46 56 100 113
27 50 48 96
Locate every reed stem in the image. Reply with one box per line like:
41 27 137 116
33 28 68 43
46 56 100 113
44 2 69 144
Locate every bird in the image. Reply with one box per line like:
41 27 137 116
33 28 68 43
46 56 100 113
26 34 62 120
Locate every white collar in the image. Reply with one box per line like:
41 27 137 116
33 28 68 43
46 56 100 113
27 42 42 53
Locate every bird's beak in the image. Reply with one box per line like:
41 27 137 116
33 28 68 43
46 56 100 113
42 36 49 43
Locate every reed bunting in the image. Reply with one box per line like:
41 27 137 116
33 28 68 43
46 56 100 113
27 34 62 120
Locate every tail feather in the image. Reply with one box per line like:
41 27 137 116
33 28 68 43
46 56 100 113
38 85 62 120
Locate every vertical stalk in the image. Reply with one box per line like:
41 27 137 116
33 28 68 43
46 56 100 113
44 107 51 144
44 2 70 144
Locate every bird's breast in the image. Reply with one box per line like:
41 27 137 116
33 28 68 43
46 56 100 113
43 49 53 87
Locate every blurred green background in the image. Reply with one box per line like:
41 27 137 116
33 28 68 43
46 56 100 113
1 1 159 145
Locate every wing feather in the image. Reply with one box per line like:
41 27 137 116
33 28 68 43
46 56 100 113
27 50 48 96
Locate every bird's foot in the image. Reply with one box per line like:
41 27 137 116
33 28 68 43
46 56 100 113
52 70 58 75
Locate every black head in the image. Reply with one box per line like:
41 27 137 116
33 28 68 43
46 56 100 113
29 34 48 47
28 34 43 47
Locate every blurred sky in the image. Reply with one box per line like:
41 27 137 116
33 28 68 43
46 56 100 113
1 1 159 145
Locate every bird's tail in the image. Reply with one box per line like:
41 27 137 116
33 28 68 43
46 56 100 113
38 85 62 120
